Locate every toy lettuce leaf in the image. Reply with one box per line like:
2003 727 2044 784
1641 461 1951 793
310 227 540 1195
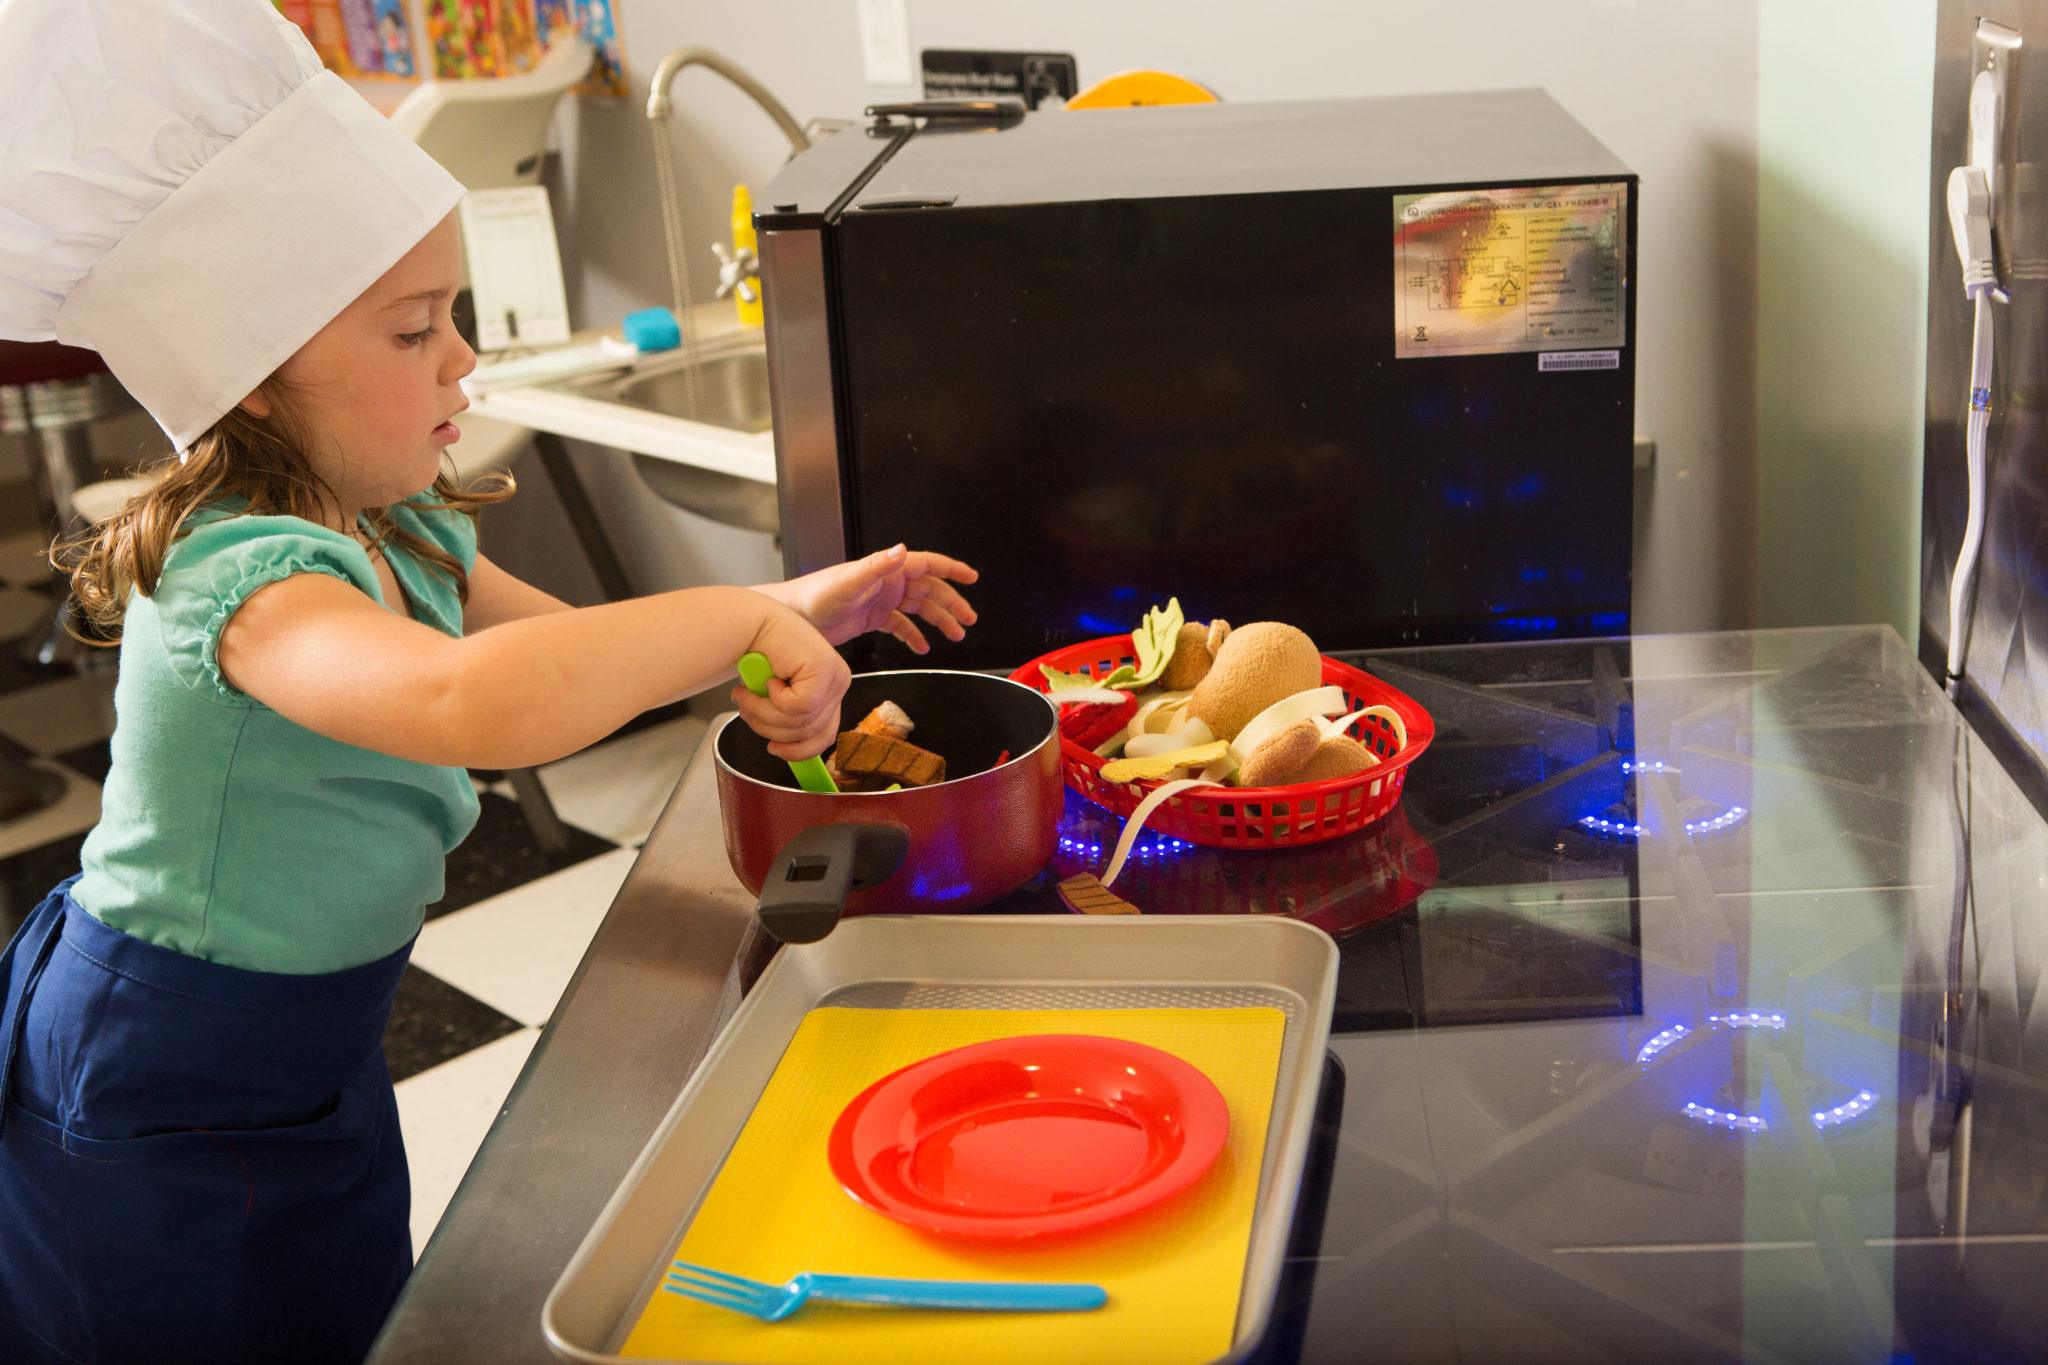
1041 662 1138 693
1128 597 1185 688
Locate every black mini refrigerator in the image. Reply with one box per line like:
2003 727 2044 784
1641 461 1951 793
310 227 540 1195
756 89 1637 669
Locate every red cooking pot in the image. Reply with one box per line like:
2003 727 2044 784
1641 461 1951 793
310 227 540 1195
715 669 1062 943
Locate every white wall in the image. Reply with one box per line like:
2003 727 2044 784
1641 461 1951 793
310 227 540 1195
534 0 1763 629
1757 1 1934 643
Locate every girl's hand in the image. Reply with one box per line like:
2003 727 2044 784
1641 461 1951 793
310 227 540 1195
762 544 980 654
730 606 853 761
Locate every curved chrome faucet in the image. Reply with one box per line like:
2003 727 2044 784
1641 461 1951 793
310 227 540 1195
644 48 810 419
646 48 810 150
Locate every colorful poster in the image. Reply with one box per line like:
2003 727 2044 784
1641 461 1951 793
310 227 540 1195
532 0 574 42
425 0 486 79
330 0 418 77
338 0 381 73
536 0 626 96
274 0 359 74
491 0 540 74
375 0 419 76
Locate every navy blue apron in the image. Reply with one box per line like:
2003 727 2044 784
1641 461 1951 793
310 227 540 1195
0 876 415 1364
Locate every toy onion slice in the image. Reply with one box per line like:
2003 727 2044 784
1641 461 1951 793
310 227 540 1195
1228 685 1350 771
1322 704 1407 752
1129 690 1195 736
1048 685 1139 707
1122 718 1215 760
1103 778 1216 887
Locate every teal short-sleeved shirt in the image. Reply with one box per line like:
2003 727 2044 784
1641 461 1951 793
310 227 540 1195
71 494 483 974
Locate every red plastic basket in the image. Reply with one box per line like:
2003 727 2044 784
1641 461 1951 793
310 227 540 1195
1009 637 1436 850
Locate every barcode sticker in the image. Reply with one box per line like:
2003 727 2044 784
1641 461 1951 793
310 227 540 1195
1538 350 1621 372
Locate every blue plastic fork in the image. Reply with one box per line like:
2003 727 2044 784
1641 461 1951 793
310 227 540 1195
663 1260 1108 1321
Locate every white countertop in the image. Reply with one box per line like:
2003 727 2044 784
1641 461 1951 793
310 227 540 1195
463 303 776 486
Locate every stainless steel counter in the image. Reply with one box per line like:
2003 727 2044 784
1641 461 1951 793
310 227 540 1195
373 626 2048 1362
367 719 770 1364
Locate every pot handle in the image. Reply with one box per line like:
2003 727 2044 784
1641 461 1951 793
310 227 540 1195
756 823 911 944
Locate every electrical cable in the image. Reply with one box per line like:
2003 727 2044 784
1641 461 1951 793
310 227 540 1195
1947 288 1995 683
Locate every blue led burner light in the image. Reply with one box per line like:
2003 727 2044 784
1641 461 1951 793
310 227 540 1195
1635 1023 1690 1065
1580 804 1750 842
1683 805 1749 836
1812 1089 1880 1132
1621 759 1677 775
1057 834 1193 862
1708 1010 1786 1030
1682 1102 1769 1134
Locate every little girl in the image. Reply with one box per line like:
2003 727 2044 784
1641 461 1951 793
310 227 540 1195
0 2 975 1360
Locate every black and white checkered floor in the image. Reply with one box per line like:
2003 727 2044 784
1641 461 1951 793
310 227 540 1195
0 523 705 1252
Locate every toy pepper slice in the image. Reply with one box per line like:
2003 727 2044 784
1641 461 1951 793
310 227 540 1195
1058 691 1139 751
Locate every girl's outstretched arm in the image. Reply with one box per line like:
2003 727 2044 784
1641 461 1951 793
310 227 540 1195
461 552 573 632
752 543 979 653
219 575 850 769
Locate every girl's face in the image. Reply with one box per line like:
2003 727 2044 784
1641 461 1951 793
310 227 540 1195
247 213 476 521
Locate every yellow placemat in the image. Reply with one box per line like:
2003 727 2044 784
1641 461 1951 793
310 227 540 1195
621 1005 1286 1365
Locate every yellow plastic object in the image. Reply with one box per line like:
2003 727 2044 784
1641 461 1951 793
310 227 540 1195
1065 69 1220 109
622 1005 1285 1364
1099 740 1229 785
732 183 763 327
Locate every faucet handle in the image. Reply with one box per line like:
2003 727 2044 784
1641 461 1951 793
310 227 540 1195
710 241 760 302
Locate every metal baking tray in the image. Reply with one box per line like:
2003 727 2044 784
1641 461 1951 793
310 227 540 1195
542 914 1338 1365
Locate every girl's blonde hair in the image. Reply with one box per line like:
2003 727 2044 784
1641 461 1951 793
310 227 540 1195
53 377 513 642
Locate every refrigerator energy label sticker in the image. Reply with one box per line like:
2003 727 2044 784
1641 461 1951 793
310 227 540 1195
1393 183 1627 359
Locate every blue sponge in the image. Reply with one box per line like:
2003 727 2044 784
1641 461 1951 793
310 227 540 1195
622 307 681 353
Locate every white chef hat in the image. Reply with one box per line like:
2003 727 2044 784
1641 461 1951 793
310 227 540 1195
0 0 463 451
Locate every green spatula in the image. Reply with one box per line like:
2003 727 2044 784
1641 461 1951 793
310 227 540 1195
736 652 839 793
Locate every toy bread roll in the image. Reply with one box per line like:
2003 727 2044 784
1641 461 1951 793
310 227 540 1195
1236 718 1323 787
1285 734 1379 784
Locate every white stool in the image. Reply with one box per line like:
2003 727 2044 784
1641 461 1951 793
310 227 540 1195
69 475 157 527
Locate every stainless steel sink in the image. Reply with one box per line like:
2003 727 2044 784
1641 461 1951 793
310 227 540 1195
608 347 773 434
587 348 780 534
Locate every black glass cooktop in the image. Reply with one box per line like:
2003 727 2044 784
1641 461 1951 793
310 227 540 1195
987 626 2048 1362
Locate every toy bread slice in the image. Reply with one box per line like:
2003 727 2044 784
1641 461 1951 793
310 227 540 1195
833 730 947 788
1057 873 1141 915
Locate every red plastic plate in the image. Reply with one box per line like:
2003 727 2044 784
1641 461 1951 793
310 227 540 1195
827 1034 1230 1240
